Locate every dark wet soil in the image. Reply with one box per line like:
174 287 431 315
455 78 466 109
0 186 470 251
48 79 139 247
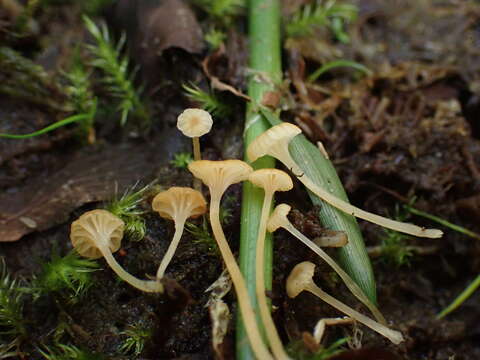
1 0 480 359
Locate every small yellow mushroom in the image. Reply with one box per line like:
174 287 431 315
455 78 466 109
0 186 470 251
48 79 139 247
248 169 293 360
267 203 385 324
177 108 213 162
70 209 163 293
188 159 274 360
247 123 443 239
286 261 404 345
152 187 207 279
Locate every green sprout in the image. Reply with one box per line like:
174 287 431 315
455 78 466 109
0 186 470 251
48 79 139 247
182 83 230 117
308 60 372 82
83 15 147 126
185 218 219 255
193 0 245 24
377 228 413 267
39 344 104 360
286 0 358 43
286 337 348 360
34 250 99 301
170 152 193 169
64 53 97 141
205 27 227 50
105 182 153 241
0 258 26 341
119 323 152 356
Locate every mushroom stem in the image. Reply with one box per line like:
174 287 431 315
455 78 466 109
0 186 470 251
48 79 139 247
209 193 274 360
156 217 186 279
279 148 441 239
193 137 202 161
99 244 163 293
283 221 385 324
192 138 202 191
304 281 403 345
256 191 290 360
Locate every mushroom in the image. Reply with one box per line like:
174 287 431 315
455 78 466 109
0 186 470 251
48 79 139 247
70 209 163 293
286 261 404 345
188 159 273 360
267 204 385 324
177 108 213 162
247 123 443 239
248 169 293 360
152 187 207 279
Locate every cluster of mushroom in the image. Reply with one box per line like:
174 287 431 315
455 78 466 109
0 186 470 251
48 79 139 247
69 108 442 359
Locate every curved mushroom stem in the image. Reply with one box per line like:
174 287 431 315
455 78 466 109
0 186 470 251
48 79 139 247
99 245 163 293
156 217 186 279
256 191 290 360
279 149 442 239
282 221 386 324
305 282 404 345
210 194 274 360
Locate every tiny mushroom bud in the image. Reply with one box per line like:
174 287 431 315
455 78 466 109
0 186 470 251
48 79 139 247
152 187 207 279
189 160 273 360
248 169 293 360
70 209 163 293
247 123 443 239
287 261 404 345
268 204 386 324
177 108 213 162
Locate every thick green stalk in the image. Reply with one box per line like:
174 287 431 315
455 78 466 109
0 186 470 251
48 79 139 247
238 0 282 358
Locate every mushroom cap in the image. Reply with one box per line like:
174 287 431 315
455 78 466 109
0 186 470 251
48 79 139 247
70 209 124 259
177 108 213 138
152 187 207 221
188 160 253 193
267 203 292 233
286 261 316 298
248 169 293 194
247 123 302 162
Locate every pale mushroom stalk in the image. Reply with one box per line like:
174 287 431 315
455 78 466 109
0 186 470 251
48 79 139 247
306 282 403 345
152 187 207 279
70 209 163 293
156 217 186 279
247 123 443 239
100 247 162 292
287 262 404 345
192 137 201 161
209 193 274 360
268 204 386 324
249 170 293 360
189 160 274 360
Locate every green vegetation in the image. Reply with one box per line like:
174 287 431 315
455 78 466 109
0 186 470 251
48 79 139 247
64 54 97 140
182 83 230 117
286 337 348 360
286 0 358 43
194 0 245 24
39 344 104 360
0 258 26 355
105 182 153 241
34 250 99 301
205 27 227 50
437 274 480 319
83 15 147 126
119 323 152 356
170 152 193 169
186 218 219 255
308 59 372 82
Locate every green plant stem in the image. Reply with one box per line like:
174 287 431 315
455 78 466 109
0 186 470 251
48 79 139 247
308 60 372 82
238 0 282 358
0 113 91 139
405 205 480 240
437 274 480 319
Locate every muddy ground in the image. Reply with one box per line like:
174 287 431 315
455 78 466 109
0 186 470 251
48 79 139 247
1 0 480 359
